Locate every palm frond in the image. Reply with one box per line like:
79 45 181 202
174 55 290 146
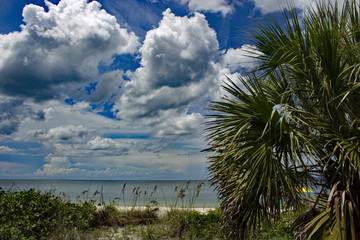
205 1 360 239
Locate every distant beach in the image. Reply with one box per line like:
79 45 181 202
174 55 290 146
0 179 219 208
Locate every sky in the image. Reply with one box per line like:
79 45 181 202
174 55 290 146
0 0 342 180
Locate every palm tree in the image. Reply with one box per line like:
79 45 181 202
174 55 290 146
205 1 360 239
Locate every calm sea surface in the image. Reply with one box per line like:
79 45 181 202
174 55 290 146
0 179 219 208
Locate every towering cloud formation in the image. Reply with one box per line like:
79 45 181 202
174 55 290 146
0 0 138 101
115 9 219 125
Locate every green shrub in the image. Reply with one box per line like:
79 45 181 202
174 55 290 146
95 205 158 227
0 188 225 239
250 210 305 240
165 208 224 239
0 189 97 240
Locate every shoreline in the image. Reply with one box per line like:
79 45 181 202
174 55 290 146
97 205 216 216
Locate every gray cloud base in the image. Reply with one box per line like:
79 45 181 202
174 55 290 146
0 96 45 135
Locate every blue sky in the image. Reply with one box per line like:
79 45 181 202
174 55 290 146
0 0 341 180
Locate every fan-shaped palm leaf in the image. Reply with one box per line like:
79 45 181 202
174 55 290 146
206 1 360 239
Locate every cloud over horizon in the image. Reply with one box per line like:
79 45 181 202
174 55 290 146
0 0 313 179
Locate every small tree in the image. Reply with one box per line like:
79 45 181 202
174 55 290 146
206 1 360 239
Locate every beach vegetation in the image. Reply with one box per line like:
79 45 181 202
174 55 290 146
205 0 360 239
95 205 158 227
0 188 97 240
0 183 308 239
164 208 223 239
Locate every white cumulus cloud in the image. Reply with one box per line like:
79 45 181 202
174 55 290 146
181 0 234 16
155 112 204 138
0 0 138 101
35 155 80 176
221 44 260 71
114 9 219 138
28 125 89 143
0 145 17 153
251 0 345 14
87 136 126 151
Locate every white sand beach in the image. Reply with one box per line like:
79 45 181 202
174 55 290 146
98 205 216 216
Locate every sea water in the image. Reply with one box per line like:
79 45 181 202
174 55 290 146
0 179 219 208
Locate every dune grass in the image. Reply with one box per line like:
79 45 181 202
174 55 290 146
98 207 224 240
0 183 303 239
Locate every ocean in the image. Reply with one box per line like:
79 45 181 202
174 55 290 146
0 179 219 208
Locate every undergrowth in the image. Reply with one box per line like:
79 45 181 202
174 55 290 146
0 188 97 240
249 210 306 240
165 208 223 239
0 184 304 239
96 205 158 227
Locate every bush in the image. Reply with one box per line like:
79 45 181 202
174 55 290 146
95 205 158 227
0 188 223 240
0 189 97 240
165 208 223 239
250 210 305 240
